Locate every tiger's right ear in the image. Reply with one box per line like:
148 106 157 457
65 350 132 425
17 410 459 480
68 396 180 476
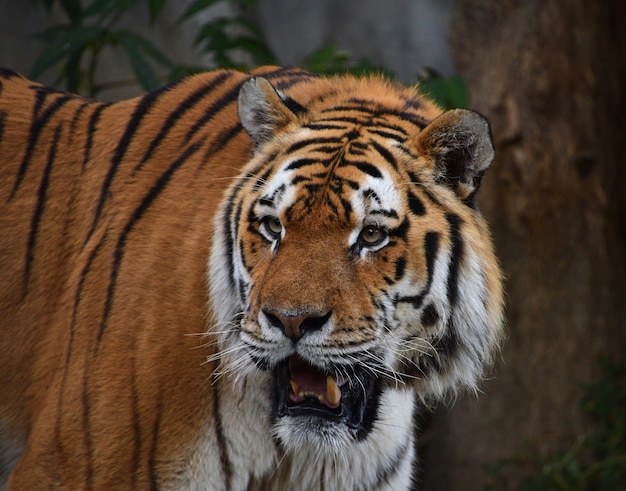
238 77 306 146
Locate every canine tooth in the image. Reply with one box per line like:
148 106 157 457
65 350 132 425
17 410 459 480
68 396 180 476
326 376 341 408
290 379 300 395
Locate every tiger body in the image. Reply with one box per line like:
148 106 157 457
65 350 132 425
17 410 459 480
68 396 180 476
0 66 504 490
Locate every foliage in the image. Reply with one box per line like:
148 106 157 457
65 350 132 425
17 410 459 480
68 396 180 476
30 0 275 96
416 68 469 110
31 0 172 95
484 357 626 491
30 0 468 109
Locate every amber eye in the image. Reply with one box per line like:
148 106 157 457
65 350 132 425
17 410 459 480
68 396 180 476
263 216 283 239
359 224 386 247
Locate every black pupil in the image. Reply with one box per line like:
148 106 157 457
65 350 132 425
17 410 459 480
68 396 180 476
364 226 378 241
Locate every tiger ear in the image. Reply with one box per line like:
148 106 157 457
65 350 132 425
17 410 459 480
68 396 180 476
414 108 494 204
238 77 305 146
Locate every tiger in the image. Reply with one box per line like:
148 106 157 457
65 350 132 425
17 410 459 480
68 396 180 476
0 65 504 490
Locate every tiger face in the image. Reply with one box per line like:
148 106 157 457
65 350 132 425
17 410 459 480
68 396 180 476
210 76 504 453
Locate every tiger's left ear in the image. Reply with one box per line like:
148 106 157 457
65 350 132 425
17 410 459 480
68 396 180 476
238 77 306 146
414 108 494 204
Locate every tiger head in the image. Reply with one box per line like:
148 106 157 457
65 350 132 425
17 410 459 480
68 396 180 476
209 75 504 452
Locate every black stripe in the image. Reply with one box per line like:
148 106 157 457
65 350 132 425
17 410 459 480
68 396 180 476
285 158 318 171
136 71 233 171
339 195 352 222
23 122 62 294
317 115 368 126
379 108 429 129
407 190 426 216
406 171 421 185
445 213 463 306
0 67 20 79
11 92 74 199
396 231 439 308
280 93 307 116
394 255 407 281
263 68 319 91
370 139 398 170
420 303 439 327
200 123 243 167
254 166 273 190
66 235 106 372
362 188 381 204
284 136 342 155
97 142 202 345
349 160 383 178
184 80 244 145
367 127 408 140
65 234 106 490
221 183 245 305
320 104 374 114
55 235 103 474
69 101 90 144
424 232 440 287
370 208 398 219
403 98 422 111
213 384 233 490
83 104 107 169
389 217 410 241
303 122 348 131
86 83 175 245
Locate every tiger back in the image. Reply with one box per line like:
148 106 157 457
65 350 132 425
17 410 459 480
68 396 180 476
0 66 504 490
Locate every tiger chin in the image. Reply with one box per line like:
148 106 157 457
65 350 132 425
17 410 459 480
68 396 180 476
0 66 504 490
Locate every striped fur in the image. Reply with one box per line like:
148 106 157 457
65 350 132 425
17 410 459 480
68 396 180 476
0 66 504 490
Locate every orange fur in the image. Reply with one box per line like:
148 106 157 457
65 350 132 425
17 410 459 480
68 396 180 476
0 67 503 490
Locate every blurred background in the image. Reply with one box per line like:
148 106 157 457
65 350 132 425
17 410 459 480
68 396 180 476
1 0 624 489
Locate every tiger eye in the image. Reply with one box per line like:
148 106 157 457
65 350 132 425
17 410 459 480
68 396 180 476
360 225 383 245
265 216 283 237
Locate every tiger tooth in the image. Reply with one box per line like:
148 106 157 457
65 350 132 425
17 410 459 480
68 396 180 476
326 376 341 408
290 379 300 395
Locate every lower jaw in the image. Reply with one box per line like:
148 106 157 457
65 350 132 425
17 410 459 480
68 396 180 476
271 414 358 450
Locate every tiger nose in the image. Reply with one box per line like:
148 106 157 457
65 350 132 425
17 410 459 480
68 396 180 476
262 309 332 340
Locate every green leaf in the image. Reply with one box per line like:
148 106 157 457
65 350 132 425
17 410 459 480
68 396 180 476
111 30 161 90
30 25 104 79
114 30 174 68
178 0 223 23
84 0 138 22
148 0 167 24
303 44 351 74
60 0 82 24
417 74 469 110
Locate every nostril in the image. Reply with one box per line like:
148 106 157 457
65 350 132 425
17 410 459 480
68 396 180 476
261 309 332 340
263 311 284 331
300 310 332 336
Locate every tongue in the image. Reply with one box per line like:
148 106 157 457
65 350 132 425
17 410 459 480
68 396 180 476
288 356 342 408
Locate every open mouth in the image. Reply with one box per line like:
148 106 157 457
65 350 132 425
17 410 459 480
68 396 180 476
273 354 382 438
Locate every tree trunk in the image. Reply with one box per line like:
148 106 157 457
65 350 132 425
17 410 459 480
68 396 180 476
420 1 626 489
